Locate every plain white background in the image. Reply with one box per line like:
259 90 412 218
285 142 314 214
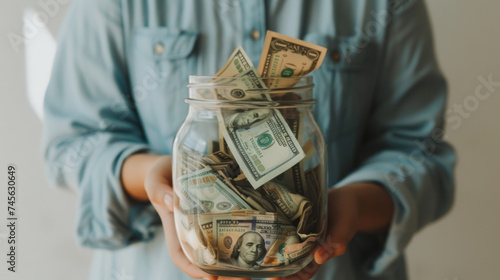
0 0 499 279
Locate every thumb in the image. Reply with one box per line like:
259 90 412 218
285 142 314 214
146 179 174 213
314 236 347 265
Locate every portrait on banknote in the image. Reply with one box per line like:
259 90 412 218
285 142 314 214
226 231 267 269
225 108 271 129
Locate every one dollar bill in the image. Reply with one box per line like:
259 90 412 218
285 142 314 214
258 30 327 88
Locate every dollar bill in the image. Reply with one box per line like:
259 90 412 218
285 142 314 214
215 46 305 189
283 236 317 265
216 170 276 213
262 233 300 267
213 213 298 268
216 46 256 77
177 167 252 213
202 151 240 178
272 109 307 195
262 181 311 222
258 30 327 88
305 166 326 235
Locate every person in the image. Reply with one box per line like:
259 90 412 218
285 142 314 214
41 0 456 280
229 232 267 269
226 109 271 129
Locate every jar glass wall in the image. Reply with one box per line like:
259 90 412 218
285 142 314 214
172 76 327 278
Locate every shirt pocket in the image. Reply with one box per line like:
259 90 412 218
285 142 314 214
128 27 199 153
304 33 376 142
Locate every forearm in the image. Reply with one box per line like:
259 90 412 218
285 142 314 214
121 153 163 202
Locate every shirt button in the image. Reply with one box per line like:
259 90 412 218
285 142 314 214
250 29 261 40
331 51 341 62
155 43 165 55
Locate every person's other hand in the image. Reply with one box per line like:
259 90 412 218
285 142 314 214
268 182 393 280
144 155 250 280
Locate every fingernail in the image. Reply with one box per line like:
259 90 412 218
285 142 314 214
164 193 173 211
315 247 329 264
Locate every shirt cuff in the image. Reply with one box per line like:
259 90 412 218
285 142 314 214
333 168 413 276
75 143 161 249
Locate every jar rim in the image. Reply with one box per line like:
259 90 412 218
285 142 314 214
187 75 313 89
184 98 316 109
186 75 315 108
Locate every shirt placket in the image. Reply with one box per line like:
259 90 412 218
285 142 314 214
239 0 266 67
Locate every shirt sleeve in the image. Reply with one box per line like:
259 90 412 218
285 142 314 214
333 0 456 276
40 0 159 250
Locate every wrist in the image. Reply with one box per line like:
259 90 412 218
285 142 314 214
121 153 163 203
343 182 394 234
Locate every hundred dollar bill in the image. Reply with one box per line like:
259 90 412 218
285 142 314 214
199 209 267 248
262 231 300 267
258 30 327 88
213 213 298 268
219 107 305 189
215 46 305 189
177 167 252 213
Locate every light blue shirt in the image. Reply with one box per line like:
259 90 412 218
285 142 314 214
41 0 456 279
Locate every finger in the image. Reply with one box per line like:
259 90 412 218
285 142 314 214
314 190 357 264
147 180 174 211
158 206 211 279
272 259 320 280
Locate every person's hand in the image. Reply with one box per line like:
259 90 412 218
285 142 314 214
268 182 393 280
144 155 251 280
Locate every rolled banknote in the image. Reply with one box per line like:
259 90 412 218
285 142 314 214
283 236 317 265
261 181 311 222
271 109 307 195
201 151 240 178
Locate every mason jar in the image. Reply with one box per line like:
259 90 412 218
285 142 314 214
172 75 327 278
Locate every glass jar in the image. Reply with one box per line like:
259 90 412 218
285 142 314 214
172 75 327 278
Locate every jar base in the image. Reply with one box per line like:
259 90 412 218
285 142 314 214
201 266 303 278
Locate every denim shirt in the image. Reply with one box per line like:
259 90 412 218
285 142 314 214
41 0 456 279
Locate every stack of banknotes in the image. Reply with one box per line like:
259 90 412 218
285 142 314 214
175 31 328 273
